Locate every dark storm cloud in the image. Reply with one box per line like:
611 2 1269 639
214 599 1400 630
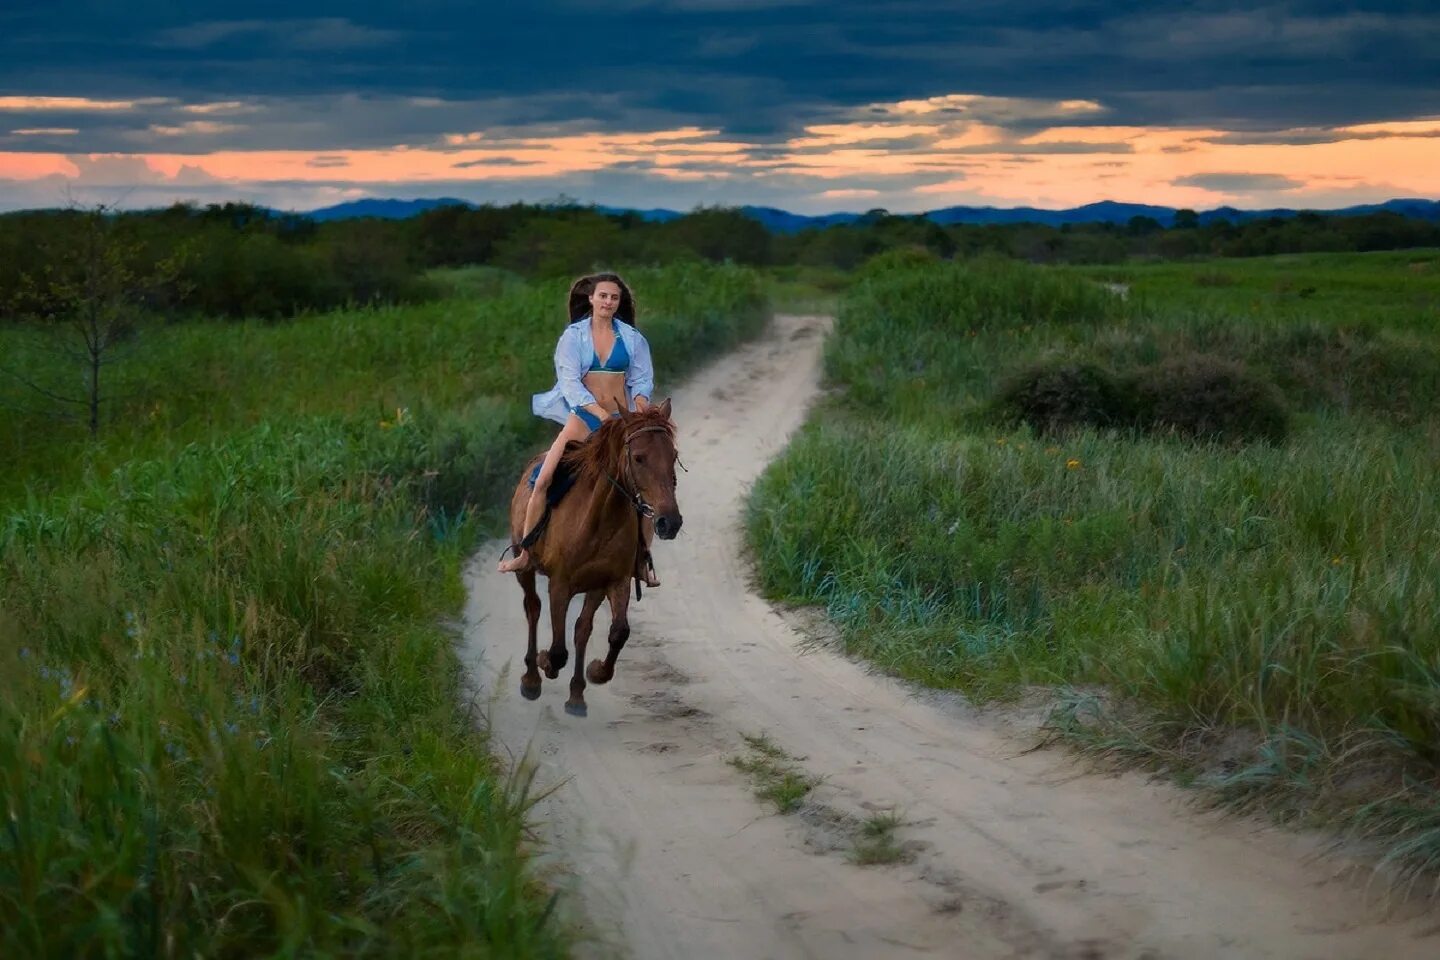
1172 172 1306 192
2 2 1438 154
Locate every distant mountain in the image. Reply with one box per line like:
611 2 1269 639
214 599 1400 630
304 197 473 221
738 205 863 231
923 200 1177 227
594 205 685 223
295 196 1440 230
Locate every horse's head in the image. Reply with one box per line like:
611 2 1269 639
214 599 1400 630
620 399 682 539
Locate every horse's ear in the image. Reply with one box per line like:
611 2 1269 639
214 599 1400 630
658 397 672 419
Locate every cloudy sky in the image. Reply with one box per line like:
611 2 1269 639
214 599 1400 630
2 1 1438 214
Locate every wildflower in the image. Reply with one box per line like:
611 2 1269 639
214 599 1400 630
1066 458 1082 469
19 647 30 660
1045 446 1059 455
1331 556 1342 566
996 437 1008 446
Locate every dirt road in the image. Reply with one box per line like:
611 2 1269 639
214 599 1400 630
461 314 1437 960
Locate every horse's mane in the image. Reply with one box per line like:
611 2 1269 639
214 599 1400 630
561 407 675 486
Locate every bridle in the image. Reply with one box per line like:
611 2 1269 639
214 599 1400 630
604 424 680 520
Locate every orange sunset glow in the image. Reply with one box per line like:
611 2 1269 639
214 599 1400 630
5 98 1439 213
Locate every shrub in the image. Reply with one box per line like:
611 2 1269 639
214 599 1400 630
1261 324 1440 422
854 245 939 282
1131 354 1289 443
993 361 1132 433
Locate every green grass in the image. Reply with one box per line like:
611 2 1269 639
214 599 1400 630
746 251 1440 889
849 811 909 867
0 261 770 956
728 733 820 814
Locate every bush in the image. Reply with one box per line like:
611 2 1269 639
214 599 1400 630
853 245 939 282
1261 324 1440 422
994 361 1131 433
1131 354 1289 443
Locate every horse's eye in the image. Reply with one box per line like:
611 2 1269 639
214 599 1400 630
633 454 647 466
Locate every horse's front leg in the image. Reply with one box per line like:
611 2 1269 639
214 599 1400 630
565 589 606 717
536 577 571 680
586 580 632 686
518 568 543 700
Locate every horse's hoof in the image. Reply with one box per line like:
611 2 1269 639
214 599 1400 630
586 660 613 685
520 678 541 701
537 649 568 680
564 700 588 718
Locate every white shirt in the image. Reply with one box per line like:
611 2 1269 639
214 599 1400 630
531 316 656 425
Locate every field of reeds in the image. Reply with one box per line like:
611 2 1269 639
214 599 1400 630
0 262 768 956
746 250 1440 886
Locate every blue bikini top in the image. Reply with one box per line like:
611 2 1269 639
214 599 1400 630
589 325 630 374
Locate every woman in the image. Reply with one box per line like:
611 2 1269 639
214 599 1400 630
497 272 661 586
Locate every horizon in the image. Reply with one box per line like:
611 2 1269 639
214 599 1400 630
8 193 1439 220
3 4 1439 215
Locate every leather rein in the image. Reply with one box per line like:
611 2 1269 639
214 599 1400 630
602 423 679 520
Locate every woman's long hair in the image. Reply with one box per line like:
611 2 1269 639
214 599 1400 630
568 272 637 327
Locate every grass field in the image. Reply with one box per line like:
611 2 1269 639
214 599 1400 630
746 250 1440 887
0 262 769 956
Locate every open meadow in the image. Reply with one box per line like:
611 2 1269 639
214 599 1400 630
746 249 1440 886
0 262 768 956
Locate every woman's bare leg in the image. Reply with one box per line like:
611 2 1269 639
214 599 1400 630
637 516 660 587
499 416 591 573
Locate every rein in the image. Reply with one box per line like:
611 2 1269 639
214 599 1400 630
604 422 676 603
603 424 674 520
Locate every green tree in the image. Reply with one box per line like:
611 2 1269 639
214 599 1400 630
3 204 187 437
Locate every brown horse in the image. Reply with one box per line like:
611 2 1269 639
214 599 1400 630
506 400 682 716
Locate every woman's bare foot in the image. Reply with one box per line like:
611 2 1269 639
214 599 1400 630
497 548 531 574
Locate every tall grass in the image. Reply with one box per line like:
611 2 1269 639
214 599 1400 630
1 261 769 955
746 253 1440 887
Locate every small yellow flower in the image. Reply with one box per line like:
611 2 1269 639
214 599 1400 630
1331 556 1342 566
1045 446 1059 455
996 437 1008 445
1066 458 1081 469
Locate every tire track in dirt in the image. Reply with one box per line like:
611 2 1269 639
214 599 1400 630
462 314 1438 960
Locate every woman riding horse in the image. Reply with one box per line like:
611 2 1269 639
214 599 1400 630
497 272 661 586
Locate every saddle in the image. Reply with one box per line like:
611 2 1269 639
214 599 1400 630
513 443 657 600
527 444 582 508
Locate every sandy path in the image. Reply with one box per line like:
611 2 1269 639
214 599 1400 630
461 314 1438 960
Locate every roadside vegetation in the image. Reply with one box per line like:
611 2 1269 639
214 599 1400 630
746 249 1440 889
0 261 768 956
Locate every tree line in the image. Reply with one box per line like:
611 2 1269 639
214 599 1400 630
2 200 1438 326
